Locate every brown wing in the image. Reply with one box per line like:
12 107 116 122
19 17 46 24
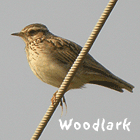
46 36 81 66
83 53 134 92
45 36 134 92
45 36 108 72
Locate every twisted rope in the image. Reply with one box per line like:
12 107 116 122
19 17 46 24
30 0 118 139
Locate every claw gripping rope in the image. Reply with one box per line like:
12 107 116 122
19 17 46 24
30 0 118 139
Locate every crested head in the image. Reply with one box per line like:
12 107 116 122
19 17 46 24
21 23 49 33
11 23 50 43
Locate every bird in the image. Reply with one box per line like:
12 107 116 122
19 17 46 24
11 23 134 106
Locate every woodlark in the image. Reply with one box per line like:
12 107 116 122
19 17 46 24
11 23 134 105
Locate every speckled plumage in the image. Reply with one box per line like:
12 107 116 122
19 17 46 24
12 23 134 95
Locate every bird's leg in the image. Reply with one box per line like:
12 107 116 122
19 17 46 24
60 99 63 116
51 91 67 113
51 91 57 106
62 96 67 113
60 96 67 116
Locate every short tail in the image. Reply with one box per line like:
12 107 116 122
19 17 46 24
89 75 134 93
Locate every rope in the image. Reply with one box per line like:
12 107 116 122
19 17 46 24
30 0 118 139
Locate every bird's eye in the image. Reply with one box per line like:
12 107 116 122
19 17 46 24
28 30 36 35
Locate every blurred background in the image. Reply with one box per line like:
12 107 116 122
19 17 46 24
0 0 139 139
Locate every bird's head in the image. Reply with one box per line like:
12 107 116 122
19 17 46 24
11 23 49 43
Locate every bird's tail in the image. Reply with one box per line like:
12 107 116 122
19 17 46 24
89 74 134 93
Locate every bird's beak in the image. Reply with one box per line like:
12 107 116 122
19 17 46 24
11 32 23 37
